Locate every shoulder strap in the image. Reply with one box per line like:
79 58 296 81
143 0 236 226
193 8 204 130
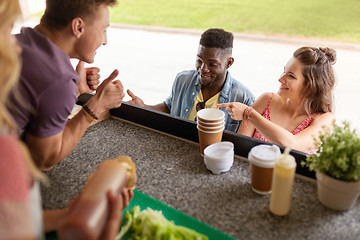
264 93 274 112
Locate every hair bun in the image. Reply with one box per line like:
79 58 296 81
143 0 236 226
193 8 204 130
319 47 336 64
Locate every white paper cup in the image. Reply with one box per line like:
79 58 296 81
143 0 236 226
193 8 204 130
197 127 224 155
197 118 224 128
197 123 225 132
197 108 225 123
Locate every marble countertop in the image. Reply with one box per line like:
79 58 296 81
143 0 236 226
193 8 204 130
41 117 360 240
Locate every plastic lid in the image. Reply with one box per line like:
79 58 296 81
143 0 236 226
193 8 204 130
276 147 296 168
248 144 281 168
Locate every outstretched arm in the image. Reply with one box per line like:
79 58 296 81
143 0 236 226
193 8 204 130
26 70 125 170
217 101 255 137
217 93 270 137
43 188 133 237
126 89 170 113
246 107 333 151
216 100 334 152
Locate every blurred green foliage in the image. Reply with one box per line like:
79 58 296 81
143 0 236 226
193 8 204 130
110 0 360 43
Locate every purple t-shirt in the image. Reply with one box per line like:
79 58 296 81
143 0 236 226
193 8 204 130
10 27 78 138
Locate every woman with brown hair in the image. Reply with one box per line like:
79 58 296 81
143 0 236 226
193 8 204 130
217 46 336 154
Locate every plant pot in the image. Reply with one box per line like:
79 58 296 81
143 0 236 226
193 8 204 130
316 171 360 211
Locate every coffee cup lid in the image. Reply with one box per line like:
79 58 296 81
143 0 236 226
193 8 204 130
248 144 281 168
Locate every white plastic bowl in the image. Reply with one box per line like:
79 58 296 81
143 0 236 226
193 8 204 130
204 141 234 174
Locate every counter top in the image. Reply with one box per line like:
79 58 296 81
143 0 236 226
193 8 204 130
41 117 360 239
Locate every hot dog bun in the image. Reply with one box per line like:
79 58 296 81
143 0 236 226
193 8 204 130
115 155 137 188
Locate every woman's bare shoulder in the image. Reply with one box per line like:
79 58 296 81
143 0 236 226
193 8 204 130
313 112 335 122
252 92 276 112
311 112 335 130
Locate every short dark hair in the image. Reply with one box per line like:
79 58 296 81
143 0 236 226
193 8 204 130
41 0 117 29
199 28 234 49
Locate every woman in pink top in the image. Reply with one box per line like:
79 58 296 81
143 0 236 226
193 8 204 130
217 46 336 154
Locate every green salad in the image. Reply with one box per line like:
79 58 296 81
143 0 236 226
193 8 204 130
116 206 208 240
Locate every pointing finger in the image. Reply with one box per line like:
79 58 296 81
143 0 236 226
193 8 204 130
216 103 231 108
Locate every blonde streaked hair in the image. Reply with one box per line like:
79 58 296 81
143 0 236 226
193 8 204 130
0 0 21 131
0 0 47 183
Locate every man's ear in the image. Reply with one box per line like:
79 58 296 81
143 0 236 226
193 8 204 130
226 57 234 69
72 17 85 38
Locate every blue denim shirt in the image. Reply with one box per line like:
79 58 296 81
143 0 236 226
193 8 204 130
164 70 255 132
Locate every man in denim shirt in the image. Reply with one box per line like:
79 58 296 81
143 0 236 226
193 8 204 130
127 28 255 132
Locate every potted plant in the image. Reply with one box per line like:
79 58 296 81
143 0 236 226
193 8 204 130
302 121 360 211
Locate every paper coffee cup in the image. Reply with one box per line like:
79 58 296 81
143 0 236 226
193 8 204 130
197 123 225 132
248 145 281 195
197 108 225 123
197 119 224 128
197 127 224 155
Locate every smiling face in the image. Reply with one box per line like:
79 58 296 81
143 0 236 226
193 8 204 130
74 4 110 63
195 45 232 89
278 57 305 100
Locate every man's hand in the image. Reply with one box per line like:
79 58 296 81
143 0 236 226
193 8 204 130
88 69 125 115
127 89 171 113
76 60 101 95
127 89 145 107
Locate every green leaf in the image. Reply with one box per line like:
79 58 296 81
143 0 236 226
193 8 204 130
302 121 360 182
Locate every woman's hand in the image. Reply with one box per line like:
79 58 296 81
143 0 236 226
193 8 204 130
62 188 134 240
99 188 134 240
121 188 134 209
216 102 248 120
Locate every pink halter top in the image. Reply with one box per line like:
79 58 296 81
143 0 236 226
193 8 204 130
253 93 317 154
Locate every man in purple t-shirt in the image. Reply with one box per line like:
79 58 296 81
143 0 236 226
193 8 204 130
9 0 125 171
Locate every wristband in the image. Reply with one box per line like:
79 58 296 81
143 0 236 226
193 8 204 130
243 106 253 121
82 104 99 121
